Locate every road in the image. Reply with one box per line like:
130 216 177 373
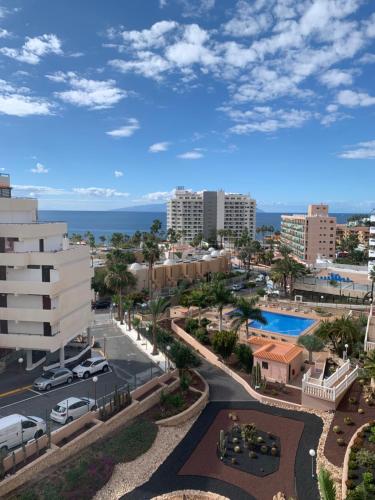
0 311 162 434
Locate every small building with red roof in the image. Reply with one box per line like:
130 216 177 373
248 336 304 384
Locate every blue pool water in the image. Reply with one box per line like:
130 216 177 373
250 311 316 337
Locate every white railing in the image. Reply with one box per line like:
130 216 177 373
324 359 351 388
302 365 358 401
365 304 374 351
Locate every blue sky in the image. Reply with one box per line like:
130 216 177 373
0 0 374 212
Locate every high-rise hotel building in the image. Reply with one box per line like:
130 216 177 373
280 204 336 265
369 211 375 276
0 174 93 370
167 188 256 242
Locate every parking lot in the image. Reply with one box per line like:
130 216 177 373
0 311 162 433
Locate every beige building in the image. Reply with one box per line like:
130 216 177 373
167 188 256 243
0 174 93 370
280 204 336 265
129 250 229 292
336 224 370 248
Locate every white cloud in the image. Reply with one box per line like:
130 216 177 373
47 71 126 110
117 21 178 50
337 89 375 107
0 79 53 117
114 170 123 177
106 118 140 138
179 0 215 18
0 28 10 38
223 0 272 37
12 184 65 196
140 190 175 201
109 53 171 80
72 187 129 197
30 162 48 174
149 141 170 153
0 34 63 64
359 53 375 64
339 140 375 159
177 149 203 159
166 24 218 67
319 68 353 87
221 105 312 134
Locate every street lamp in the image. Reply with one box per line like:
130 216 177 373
93 376 98 408
166 345 171 371
309 449 316 478
18 357 23 372
320 295 324 303
344 343 349 361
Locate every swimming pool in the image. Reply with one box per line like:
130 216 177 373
250 311 316 337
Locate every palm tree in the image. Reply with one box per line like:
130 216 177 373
318 468 336 500
142 236 160 298
104 262 135 324
110 232 125 248
364 349 375 388
99 235 106 245
123 296 134 330
184 287 209 324
369 267 375 302
217 229 227 249
208 279 234 331
84 231 96 266
150 219 162 238
297 334 325 364
132 316 142 341
148 297 170 355
229 297 267 338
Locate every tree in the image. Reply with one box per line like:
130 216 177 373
191 232 204 249
315 317 363 356
212 330 237 359
217 229 227 249
229 297 267 338
170 342 200 377
181 287 209 324
123 296 134 330
369 267 375 302
92 267 112 299
132 316 142 341
110 232 125 248
207 279 234 331
142 235 160 298
84 231 96 266
104 254 136 324
99 235 107 245
150 219 162 238
318 468 336 500
364 350 375 389
70 233 82 244
131 230 142 247
235 343 253 373
297 335 325 364
238 240 261 271
148 297 170 355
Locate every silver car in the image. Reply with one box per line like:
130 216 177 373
33 367 74 391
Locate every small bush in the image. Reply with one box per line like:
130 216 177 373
358 408 365 414
346 479 355 490
348 471 358 480
337 437 345 446
344 416 354 425
257 436 264 444
195 327 210 345
234 445 241 453
348 460 358 470
231 457 237 464
333 425 341 434
260 445 268 454
349 397 357 405
185 318 199 334
271 447 278 456
249 451 257 459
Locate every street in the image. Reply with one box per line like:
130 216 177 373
0 311 162 433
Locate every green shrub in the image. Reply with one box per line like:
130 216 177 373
346 479 355 490
249 451 257 458
333 425 341 434
349 397 357 405
356 449 375 468
185 318 199 334
195 327 210 344
260 445 268 454
200 318 211 328
337 437 345 446
234 343 253 373
212 330 237 359
348 460 358 469
344 416 354 425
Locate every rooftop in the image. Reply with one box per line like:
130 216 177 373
248 337 303 364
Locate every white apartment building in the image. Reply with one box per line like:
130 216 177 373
0 174 93 370
167 188 256 243
369 212 375 276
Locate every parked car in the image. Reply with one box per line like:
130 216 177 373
33 367 74 391
50 397 97 425
72 356 109 379
231 283 244 291
255 275 265 283
92 299 111 310
0 414 46 452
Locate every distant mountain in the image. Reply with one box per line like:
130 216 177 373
114 204 265 213
112 203 167 212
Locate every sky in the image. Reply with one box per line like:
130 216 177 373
0 0 374 212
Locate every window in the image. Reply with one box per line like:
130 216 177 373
22 420 36 429
262 361 269 369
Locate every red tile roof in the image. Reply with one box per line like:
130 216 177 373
248 336 303 364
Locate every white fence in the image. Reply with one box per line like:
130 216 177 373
365 304 374 351
302 361 358 401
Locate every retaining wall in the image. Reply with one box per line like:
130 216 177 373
341 421 369 499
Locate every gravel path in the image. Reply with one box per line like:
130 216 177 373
94 417 198 500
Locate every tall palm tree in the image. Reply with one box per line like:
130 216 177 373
132 316 142 341
369 267 375 302
208 280 234 331
318 468 336 500
297 334 325 364
142 236 160 298
229 297 267 338
104 262 135 324
148 297 170 355
185 287 209 324
123 296 134 330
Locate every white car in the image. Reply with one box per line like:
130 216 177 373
255 275 265 283
72 356 109 379
50 397 97 425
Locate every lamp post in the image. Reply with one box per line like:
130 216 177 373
166 345 171 371
320 295 324 303
18 357 23 372
93 376 98 408
309 449 316 478
344 343 349 361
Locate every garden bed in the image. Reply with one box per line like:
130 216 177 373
54 422 97 448
253 381 302 405
143 388 201 422
11 419 158 500
135 384 163 402
324 380 375 467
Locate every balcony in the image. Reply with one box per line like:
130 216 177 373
0 307 59 323
0 222 67 239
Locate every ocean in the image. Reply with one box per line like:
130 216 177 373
38 211 353 241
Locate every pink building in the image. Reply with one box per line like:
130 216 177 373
249 337 303 384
